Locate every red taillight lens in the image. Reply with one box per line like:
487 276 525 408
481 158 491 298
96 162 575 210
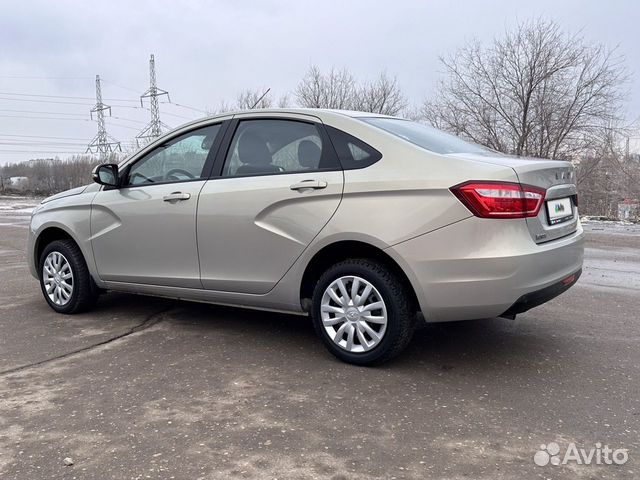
450 181 546 219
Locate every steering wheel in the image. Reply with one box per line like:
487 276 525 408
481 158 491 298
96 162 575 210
165 168 196 181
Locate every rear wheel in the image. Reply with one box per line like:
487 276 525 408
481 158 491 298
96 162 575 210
39 239 98 314
311 259 415 365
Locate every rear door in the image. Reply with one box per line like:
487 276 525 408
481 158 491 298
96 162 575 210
197 115 344 294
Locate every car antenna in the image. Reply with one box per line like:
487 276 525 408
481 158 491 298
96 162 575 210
250 88 271 109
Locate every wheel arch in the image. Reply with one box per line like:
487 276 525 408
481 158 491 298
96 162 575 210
34 226 77 266
299 240 420 314
32 224 100 287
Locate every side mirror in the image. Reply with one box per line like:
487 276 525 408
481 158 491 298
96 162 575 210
92 164 119 187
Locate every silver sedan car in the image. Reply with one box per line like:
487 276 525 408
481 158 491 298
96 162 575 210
28 109 584 364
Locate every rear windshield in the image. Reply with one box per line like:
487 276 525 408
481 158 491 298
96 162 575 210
360 117 491 155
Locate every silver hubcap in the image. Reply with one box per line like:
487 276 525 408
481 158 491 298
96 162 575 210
320 275 388 353
42 251 74 306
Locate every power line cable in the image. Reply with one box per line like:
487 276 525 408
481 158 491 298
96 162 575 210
0 113 146 125
0 96 198 120
0 138 89 144
0 75 93 80
0 97 194 120
0 114 94 121
0 90 139 102
106 121 142 131
160 101 207 114
101 79 140 93
0 149 88 154
0 133 90 140
110 103 194 120
111 116 148 125
0 96 95 106
0 140 89 146
0 108 87 116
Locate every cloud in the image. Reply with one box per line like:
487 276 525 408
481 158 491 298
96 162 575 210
0 0 638 163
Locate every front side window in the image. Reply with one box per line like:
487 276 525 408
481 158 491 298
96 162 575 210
222 119 339 177
126 124 221 186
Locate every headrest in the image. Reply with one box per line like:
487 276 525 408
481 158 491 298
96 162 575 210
237 132 272 165
298 140 321 168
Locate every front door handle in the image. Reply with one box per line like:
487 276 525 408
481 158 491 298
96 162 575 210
163 192 191 202
290 180 328 191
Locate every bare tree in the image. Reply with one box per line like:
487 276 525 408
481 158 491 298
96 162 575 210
354 72 407 115
575 121 640 216
236 88 273 109
205 100 232 115
0 154 120 195
295 66 410 115
295 66 357 109
277 93 291 108
422 19 627 159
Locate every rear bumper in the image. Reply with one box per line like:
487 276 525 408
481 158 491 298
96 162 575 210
501 268 581 316
387 216 584 322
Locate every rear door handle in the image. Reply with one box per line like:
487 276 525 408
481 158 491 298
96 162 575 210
163 192 191 202
290 180 328 191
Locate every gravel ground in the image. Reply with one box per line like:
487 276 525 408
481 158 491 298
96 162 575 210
0 197 638 479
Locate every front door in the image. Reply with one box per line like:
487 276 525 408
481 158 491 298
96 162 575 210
91 123 224 288
197 117 344 294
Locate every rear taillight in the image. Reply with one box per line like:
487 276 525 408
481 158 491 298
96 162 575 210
450 181 546 219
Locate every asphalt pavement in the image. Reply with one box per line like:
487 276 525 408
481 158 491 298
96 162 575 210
0 201 638 479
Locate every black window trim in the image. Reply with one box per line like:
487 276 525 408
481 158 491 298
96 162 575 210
111 116 382 189
117 120 231 189
324 124 383 170
210 116 343 180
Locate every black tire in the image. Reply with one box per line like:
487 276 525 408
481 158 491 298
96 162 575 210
311 258 416 365
39 239 99 314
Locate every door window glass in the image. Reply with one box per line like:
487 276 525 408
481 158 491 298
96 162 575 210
127 124 221 186
222 119 338 177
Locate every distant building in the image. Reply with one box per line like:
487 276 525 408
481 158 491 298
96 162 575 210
8 176 29 189
27 158 56 165
618 199 639 222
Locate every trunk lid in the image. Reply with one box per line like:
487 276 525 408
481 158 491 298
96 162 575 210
451 153 578 243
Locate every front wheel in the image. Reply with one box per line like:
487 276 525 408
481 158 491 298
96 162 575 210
311 259 416 365
39 239 98 314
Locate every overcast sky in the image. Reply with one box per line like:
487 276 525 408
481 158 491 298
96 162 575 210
1 0 638 164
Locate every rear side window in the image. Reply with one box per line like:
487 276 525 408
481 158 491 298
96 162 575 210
325 125 382 170
360 117 491 155
222 119 340 177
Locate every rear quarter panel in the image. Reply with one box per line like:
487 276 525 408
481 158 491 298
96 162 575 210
318 113 523 245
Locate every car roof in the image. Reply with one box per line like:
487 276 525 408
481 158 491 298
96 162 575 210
200 108 399 121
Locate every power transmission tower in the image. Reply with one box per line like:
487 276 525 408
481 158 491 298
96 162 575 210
136 54 170 146
87 75 121 159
